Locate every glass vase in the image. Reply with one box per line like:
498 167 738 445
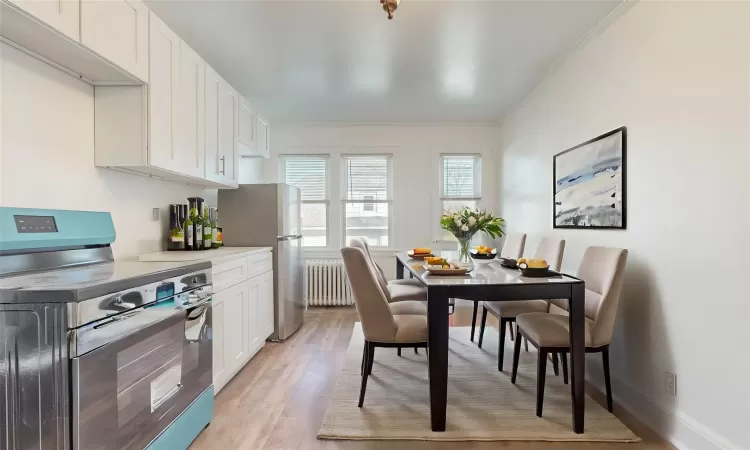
456 235 472 264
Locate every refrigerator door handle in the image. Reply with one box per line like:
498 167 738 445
277 234 303 241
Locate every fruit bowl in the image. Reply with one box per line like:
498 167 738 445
470 248 496 263
518 259 552 277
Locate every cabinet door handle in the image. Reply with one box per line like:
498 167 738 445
220 156 225 175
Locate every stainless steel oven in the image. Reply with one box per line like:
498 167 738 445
71 283 213 450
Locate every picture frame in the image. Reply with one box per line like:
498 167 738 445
553 127 627 229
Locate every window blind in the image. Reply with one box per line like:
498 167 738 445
343 155 391 201
281 156 328 201
441 155 481 199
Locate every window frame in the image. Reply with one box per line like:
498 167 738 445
340 154 394 248
279 154 330 248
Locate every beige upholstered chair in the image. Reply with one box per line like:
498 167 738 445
500 232 527 259
349 238 427 308
469 232 528 342
512 246 628 416
476 237 566 372
341 247 428 407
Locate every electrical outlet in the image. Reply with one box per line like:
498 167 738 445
152 208 160 221
664 372 676 396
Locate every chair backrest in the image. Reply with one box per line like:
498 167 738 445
575 246 628 347
533 237 566 272
348 238 391 301
501 232 527 259
341 247 397 343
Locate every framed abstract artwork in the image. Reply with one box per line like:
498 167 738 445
553 127 627 229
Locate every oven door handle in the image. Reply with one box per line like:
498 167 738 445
184 298 211 343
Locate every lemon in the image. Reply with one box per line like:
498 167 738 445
517 258 527 264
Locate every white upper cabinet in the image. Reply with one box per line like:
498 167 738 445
8 0 80 42
178 41 205 179
80 0 149 82
219 80 239 187
204 65 224 184
256 116 270 159
147 11 180 172
237 96 256 154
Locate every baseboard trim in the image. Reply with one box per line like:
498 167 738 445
586 361 743 450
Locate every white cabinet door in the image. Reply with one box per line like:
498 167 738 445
204 65 224 184
258 270 274 340
237 96 256 153
212 294 228 393
148 11 180 172
219 81 239 186
247 276 261 355
223 281 249 374
257 117 270 159
10 0 80 42
80 0 149 82
178 41 205 178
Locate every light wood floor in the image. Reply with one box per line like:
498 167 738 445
190 306 674 450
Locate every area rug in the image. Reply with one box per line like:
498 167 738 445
318 323 640 442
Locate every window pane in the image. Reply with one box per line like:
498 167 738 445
442 155 480 198
343 156 390 201
345 202 389 247
281 156 327 201
301 203 327 247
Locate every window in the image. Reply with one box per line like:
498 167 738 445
439 154 482 239
342 155 392 247
280 155 329 247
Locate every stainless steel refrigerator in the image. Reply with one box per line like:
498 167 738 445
218 183 304 341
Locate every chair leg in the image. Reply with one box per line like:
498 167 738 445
361 342 367 375
397 347 401 357
366 344 375 375
511 329 523 384
358 342 371 407
603 347 613 413
537 349 548 417
552 352 559 376
561 352 569 385
470 301 479 341
509 322 515 341
477 307 488 348
524 337 529 352
498 319 507 371
414 347 418 354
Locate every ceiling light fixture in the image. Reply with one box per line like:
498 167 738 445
380 0 400 20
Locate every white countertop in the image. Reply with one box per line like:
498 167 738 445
138 247 272 263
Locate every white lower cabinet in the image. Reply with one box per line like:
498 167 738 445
212 252 274 394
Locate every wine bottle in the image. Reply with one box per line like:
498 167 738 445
167 205 185 251
202 205 212 250
210 207 220 249
184 210 194 251
191 206 203 251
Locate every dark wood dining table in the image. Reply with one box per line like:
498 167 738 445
395 252 587 433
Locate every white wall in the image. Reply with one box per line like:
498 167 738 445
496 2 750 450
0 43 220 259
264 124 502 276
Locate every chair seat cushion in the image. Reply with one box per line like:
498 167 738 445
388 278 424 288
389 300 427 315
393 314 428 343
483 300 548 318
388 283 427 302
515 312 593 347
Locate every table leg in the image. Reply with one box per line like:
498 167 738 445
396 257 404 280
427 286 449 432
569 283 586 434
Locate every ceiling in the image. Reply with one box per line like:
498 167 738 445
145 0 623 123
